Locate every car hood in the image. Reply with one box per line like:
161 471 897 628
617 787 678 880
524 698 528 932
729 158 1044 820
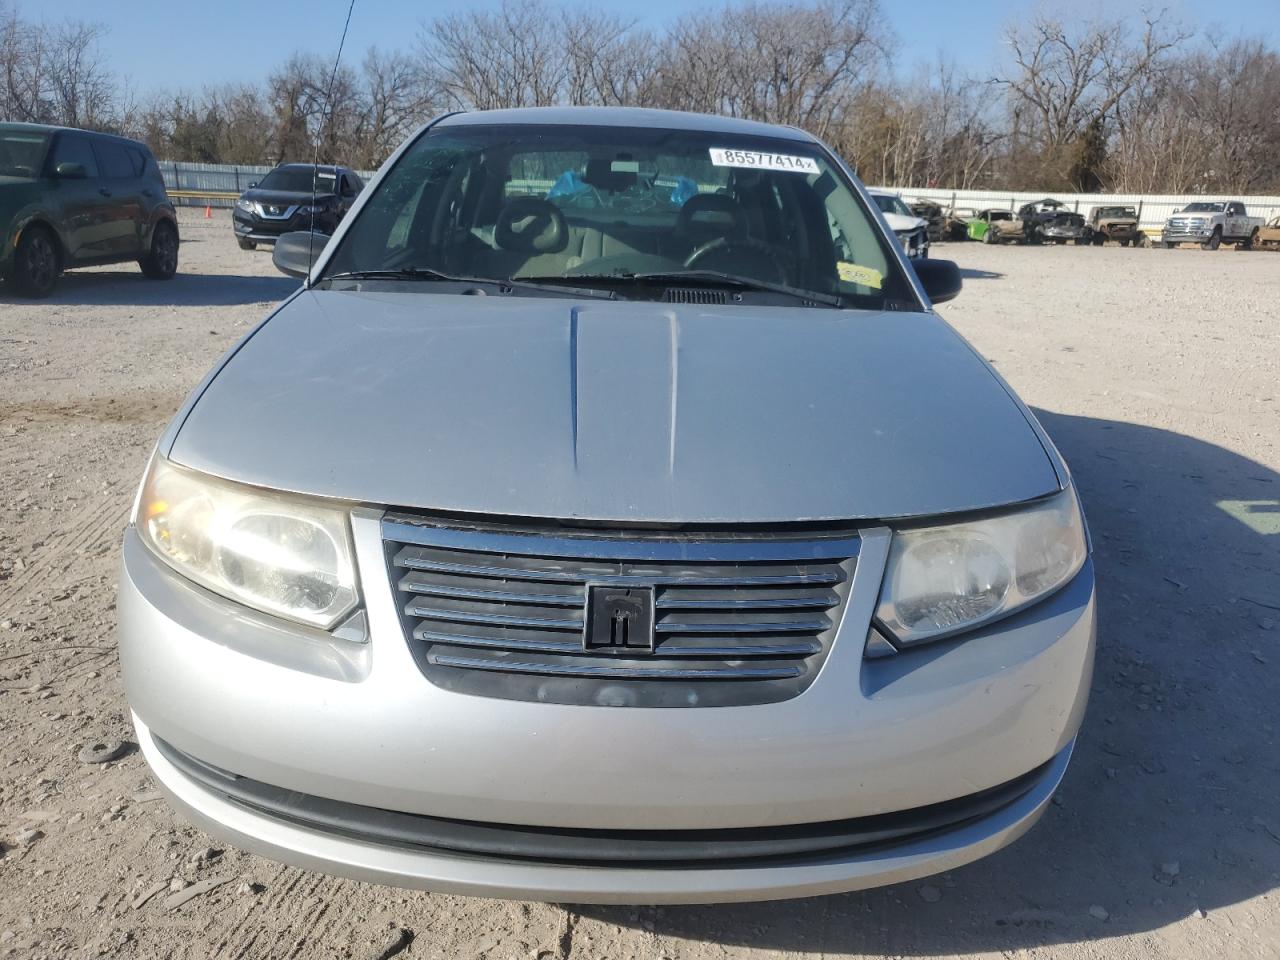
168 291 1061 523
880 212 927 233
240 188 335 206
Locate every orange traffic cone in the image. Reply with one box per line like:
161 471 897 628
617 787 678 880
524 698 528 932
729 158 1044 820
204 204 212 219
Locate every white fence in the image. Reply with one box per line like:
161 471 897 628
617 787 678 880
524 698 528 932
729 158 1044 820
870 187 1280 232
158 158 1280 227
158 160 378 207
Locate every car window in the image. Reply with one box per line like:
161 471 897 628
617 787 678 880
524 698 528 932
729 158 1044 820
322 123 912 310
47 133 99 178
126 146 148 177
93 139 135 180
872 194 912 218
0 128 49 179
259 167 337 193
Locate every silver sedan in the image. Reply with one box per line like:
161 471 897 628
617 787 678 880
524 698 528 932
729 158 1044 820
120 106 1094 903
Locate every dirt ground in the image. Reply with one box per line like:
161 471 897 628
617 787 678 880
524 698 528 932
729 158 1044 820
1 211 1278 960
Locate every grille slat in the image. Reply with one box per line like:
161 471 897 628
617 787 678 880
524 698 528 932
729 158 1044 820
427 652 805 681
386 517 858 708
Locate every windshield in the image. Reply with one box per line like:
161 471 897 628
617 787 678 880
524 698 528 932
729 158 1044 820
872 194 913 218
321 123 911 309
0 129 50 180
1098 207 1135 217
257 167 337 194
1182 202 1224 213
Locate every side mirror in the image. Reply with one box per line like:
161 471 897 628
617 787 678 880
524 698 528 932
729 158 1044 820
272 230 329 279
248 181 258 189
911 258 962 305
55 162 87 179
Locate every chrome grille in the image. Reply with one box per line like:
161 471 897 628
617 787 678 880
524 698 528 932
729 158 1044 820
384 515 858 707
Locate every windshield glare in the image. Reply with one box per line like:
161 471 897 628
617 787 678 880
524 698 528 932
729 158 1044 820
1182 202 1224 213
322 124 910 309
258 166 337 193
0 130 50 180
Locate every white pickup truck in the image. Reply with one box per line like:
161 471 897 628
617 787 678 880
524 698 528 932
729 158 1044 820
1161 201 1264 250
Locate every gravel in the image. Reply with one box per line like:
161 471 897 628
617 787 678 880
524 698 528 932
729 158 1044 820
0 213 1277 958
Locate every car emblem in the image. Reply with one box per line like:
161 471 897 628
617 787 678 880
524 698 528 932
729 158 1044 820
267 205 281 215
584 585 655 654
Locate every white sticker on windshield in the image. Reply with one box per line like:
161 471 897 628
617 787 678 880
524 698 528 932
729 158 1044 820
709 148 819 174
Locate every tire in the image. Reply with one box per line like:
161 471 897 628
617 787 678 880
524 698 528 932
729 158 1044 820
1238 229 1258 251
237 237 256 251
139 220 179 279
982 227 997 244
1120 238 1131 247
10 225 60 298
1202 229 1221 251
1163 241 1175 249
1092 233 1105 246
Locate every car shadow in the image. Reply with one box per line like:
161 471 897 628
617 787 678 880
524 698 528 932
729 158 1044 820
0 270 297 308
957 266 1004 280
573 410 1280 954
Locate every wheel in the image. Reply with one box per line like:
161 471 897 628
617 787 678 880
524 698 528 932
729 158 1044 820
1163 241 1175 249
1092 233 1105 246
1120 238 1131 247
237 237 256 251
10 225 60 298
1202 229 1221 251
1238 229 1258 251
139 220 179 279
982 227 997 245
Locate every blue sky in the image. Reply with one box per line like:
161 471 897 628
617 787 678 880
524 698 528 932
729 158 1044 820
34 0 1280 97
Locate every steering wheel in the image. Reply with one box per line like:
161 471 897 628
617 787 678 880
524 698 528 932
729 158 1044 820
683 236 787 283
675 194 748 237
495 197 569 253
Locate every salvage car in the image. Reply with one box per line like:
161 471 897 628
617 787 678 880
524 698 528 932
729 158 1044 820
1256 216 1280 250
1018 198 1089 244
968 208 1026 243
1161 201 1263 250
121 106 1095 904
1088 205 1145 246
908 199 945 242
1 122 178 297
868 189 930 258
945 206 978 241
232 163 363 249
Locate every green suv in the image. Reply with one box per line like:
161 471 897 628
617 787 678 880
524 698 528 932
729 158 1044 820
1 123 178 297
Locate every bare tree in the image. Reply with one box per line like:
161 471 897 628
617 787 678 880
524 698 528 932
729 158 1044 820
420 0 566 110
994 10 1189 186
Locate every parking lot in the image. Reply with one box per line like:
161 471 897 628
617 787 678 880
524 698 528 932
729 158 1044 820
1 210 1278 959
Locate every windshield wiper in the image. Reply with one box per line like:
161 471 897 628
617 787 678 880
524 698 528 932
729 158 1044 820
530 271 844 308
322 268 614 299
323 267 471 283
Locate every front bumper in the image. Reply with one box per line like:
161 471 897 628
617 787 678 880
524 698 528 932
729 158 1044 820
120 509 1095 901
135 712 1073 903
1162 228 1212 243
233 209 335 243
1041 228 1086 241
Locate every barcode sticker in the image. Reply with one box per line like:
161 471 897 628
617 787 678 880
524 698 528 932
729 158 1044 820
837 262 883 289
709 148 819 174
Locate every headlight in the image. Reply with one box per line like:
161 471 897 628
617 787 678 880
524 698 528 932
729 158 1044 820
875 487 1087 647
136 458 358 629
235 198 254 212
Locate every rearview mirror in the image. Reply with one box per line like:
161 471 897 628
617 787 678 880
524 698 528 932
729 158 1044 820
272 231 329 279
55 162 87 179
910 258 962 305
